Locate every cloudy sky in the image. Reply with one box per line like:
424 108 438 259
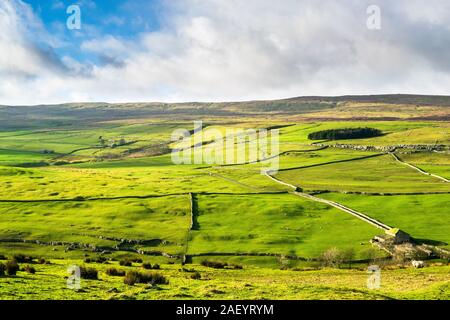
1 0 450 105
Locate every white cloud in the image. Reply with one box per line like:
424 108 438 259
2 0 450 105
51 1 65 10
102 15 126 27
81 35 132 58
0 1 57 77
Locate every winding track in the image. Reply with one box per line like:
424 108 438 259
261 148 449 231
389 153 449 183
264 171 391 231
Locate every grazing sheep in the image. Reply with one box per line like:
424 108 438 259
412 260 425 268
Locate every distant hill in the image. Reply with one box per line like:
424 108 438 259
0 94 449 129
284 94 450 106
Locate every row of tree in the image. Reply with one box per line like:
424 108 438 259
308 127 383 140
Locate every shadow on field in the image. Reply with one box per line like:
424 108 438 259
415 238 448 247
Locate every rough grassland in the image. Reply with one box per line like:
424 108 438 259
0 165 270 200
0 259 448 300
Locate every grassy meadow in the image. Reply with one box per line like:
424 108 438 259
188 193 380 258
0 258 449 300
319 193 450 249
275 154 449 193
0 98 449 300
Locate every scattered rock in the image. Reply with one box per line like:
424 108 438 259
209 289 225 294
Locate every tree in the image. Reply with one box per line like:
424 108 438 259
364 248 379 264
98 136 106 147
341 248 355 269
320 248 344 268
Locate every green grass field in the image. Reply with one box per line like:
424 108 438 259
275 154 449 193
188 194 380 258
0 196 191 255
319 193 450 249
0 103 449 300
397 152 450 179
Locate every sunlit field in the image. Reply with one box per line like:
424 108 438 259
0 100 449 300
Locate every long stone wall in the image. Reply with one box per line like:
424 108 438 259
315 143 448 153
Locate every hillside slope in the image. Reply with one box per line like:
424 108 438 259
0 94 449 129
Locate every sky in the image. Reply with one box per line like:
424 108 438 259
1 0 450 105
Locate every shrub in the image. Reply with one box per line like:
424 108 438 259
0 254 6 260
119 259 132 267
0 262 5 276
143 263 160 270
6 260 20 276
191 272 201 280
131 258 143 263
201 260 228 269
141 272 168 285
106 268 126 277
38 258 47 264
96 256 108 263
24 265 36 274
79 266 99 280
142 263 152 270
12 254 33 263
124 271 168 286
84 256 107 264
123 271 140 286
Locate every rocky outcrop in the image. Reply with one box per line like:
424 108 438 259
371 233 448 260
